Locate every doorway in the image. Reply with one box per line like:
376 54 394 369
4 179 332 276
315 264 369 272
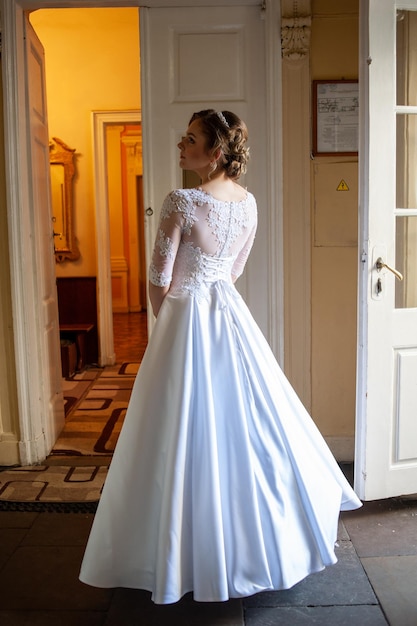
105 120 148 363
2 0 280 467
29 8 148 369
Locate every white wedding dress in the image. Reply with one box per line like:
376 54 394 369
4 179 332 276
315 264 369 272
79 188 361 604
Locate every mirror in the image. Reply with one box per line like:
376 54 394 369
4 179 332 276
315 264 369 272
49 137 80 263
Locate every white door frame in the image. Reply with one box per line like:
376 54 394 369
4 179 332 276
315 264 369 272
2 0 283 463
92 110 141 366
2 2 44 464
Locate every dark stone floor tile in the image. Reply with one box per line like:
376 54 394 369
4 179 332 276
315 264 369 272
107 589 243 625
109 587 163 609
361 555 417 626
244 605 388 625
244 541 377 608
0 611 105 626
342 498 417 557
337 519 350 542
104 600 243 626
0 546 112 611
0 512 38 529
21 512 94 547
0 528 27 570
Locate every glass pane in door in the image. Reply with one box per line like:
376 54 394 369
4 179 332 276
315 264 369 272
397 10 417 106
396 114 417 209
396 12 417 308
396 215 417 308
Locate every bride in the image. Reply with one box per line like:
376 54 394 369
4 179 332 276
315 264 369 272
79 109 362 605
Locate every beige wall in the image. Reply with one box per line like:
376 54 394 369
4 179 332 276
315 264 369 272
310 0 359 452
29 7 141 277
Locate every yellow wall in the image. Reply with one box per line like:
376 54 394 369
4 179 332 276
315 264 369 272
29 8 141 277
310 0 359 450
311 0 359 79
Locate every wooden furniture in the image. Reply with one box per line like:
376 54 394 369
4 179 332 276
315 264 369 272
59 323 94 372
57 277 98 370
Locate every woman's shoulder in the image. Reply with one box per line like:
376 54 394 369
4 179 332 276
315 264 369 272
163 187 204 209
161 189 192 216
160 189 200 233
245 189 257 205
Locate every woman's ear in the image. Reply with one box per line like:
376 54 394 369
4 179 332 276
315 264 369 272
212 147 222 162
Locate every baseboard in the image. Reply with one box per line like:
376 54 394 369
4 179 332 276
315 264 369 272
325 436 355 462
0 436 20 466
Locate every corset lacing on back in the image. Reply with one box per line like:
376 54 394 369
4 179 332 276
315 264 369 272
169 243 236 299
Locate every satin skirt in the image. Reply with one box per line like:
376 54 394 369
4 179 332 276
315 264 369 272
79 281 362 604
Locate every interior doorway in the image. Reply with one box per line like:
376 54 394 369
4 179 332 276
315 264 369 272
3 0 279 466
102 115 148 364
29 8 148 370
106 120 148 364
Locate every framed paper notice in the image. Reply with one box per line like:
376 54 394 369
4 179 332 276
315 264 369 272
312 80 359 156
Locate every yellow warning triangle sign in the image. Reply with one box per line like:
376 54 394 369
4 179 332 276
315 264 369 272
337 179 349 191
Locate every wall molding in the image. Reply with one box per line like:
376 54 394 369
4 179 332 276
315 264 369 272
281 15 311 59
110 256 129 313
281 0 311 60
264 0 284 362
281 0 312 407
92 110 141 366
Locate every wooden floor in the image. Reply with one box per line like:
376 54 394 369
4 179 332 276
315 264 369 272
113 311 148 363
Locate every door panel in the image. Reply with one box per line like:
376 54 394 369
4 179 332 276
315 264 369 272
356 0 417 499
25 17 64 451
140 5 269 338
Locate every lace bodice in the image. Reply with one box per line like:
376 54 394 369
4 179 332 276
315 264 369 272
149 188 257 296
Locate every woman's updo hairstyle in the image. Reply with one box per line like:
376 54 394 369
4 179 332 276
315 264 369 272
189 109 250 180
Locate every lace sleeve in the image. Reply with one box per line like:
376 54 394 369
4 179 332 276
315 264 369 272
149 194 184 287
231 219 257 281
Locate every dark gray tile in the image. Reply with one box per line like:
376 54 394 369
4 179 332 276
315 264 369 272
0 611 105 626
0 546 112 611
244 541 377 608
105 592 243 626
21 513 94 546
244 605 388 625
0 528 27 570
109 587 162 609
342 498 417 557
0 512 38 529
337 519 350 542
361 555 417 626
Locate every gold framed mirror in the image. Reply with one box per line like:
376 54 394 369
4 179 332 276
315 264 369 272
49 137 80 263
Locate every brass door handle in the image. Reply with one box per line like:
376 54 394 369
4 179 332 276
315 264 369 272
375 257 403 281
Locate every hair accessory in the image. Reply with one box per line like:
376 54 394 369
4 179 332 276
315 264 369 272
216 111 229 128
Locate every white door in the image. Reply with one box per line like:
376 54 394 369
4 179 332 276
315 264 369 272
356 0 417 499
24 17 65 455
140 4 273 341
